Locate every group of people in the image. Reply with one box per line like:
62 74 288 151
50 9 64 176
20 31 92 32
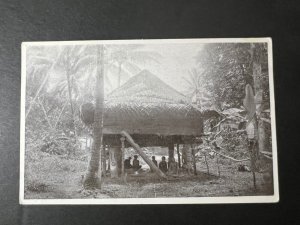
124 155 142 171
124 155 178 174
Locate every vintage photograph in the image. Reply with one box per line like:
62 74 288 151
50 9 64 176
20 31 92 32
20 38 278 204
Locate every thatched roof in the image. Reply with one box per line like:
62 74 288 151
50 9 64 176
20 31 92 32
102 70 203 136
107 70 189 104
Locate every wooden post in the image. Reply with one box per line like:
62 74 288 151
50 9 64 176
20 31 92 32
109 146 121 178
107 145 110 171
121 131 167 179
177 143 181 168
102 145 106 177
168 143 175 159
249 140 257 189
192 146 197 175
120 136 125 177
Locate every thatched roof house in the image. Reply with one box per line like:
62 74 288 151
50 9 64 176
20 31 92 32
103 70 203 138
81 70 205 146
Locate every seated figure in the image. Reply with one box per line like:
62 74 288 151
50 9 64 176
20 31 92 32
132 155 142 171
151 156 158 172
159 156 168 173
124 157 132 169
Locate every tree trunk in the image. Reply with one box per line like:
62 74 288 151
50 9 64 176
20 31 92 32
217 157 221 177
117 62 122 88
83 45 105 189
204 154 209 175
251 43 266 156
196 90 202 110
65 56 77 141
182 144 193 175
25 67 52 119
121 131 167 179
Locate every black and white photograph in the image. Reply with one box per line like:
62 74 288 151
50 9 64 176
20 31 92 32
20 38 278 204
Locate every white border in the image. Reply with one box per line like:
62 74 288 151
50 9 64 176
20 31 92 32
20 38 279 205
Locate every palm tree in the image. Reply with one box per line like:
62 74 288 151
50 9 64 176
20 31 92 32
108 44 162 88
83 45 105 189
183 68 205 109
56 45 96 138
25 46 60 119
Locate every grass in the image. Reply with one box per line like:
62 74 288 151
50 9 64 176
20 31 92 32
24 149 274 199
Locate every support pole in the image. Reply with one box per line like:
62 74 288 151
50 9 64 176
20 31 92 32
192 146 197 175
102 145 106 177
120 137 125 177
177 144 181 168
107 146 110 171
168 143 175 159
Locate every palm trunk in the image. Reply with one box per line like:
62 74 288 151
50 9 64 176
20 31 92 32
117 62 122 88
54 102 67 129
66 63 77 141
25 69 52 119
84 45 105 189
251 44 266 155
38 98 54 130
196 90 201 109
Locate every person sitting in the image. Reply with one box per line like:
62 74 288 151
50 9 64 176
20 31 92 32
132 155 142 171
151 156 158 172
124 157 132 169
159 156 168 173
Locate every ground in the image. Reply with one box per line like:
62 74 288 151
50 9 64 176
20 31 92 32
24 149 273 199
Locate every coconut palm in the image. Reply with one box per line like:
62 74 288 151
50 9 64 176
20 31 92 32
83 45 105 188
182 68 205 109
108 44 162 88
25 46 61 119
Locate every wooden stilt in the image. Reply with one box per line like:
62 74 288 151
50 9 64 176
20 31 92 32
177 143 181 168
192 146 197 175
120 137 126 177
107 145 110 171
102 144 106 177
